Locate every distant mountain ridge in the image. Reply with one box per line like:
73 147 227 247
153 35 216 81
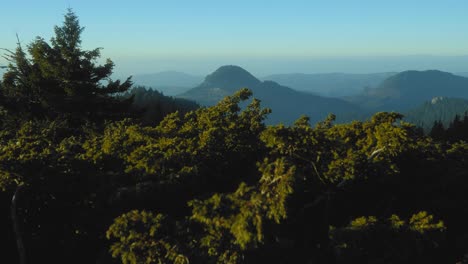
348 70 468 112
263 72 396 97
132 68 468 126
179 65 362 124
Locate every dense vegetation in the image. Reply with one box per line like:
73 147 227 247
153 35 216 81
1 10 468 264
429 112 468 142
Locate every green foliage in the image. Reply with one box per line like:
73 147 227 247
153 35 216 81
83 88 269 196
409 211 446 234
101 90 283 263
106 210 189 264
1 9 132 121
349 216 378 229
346 212 445 234
0 120 59 190
261 111 418 189
2 10 468 264
330 212 446 264
188 158 295 262
106 157 295 264
1 82 467 263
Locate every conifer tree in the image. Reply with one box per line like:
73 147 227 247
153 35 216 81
1 9 132 121
0 10 133 263
429 120 445 140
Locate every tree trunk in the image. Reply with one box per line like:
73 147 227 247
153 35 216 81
11 185 26 264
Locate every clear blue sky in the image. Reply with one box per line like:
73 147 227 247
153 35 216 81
1 0 468 76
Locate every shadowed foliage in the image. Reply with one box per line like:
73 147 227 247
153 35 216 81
1 9 468 264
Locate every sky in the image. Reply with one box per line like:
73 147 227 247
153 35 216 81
1 0 468 77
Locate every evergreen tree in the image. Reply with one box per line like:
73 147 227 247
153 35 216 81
0 10 133 263
1 9 132 121
2 8 468 264
429 120 445 140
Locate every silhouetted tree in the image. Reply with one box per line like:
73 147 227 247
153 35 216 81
1 9 132 122
429 120 445 140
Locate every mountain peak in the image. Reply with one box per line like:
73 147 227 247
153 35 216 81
382 70 466 90
201 65 261 91
396 70 455 78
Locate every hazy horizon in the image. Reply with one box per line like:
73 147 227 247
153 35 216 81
110 55 468 78
2 54 468 79
1 1 468 79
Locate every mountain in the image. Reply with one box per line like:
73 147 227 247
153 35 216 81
132 71 204 96
179 65 362 124
455 72 468 78
262 72 396 97
405 97 468 131
177 65 261 105
348 70 468 112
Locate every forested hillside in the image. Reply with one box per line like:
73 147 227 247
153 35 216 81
1 10 468 264
120 86 199 125
405 97 468 131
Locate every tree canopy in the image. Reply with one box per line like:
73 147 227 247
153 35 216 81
1 9 132 121
1 9 468 264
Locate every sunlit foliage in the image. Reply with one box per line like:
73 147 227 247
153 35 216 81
1 8 468 264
